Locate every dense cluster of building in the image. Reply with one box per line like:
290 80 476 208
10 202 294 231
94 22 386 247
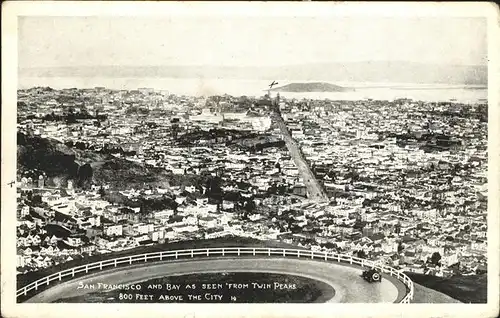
16 87 488 278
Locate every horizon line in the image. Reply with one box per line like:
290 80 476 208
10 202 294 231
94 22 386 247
19 60 489 70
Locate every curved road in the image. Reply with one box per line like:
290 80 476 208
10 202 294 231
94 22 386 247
26 258 405 303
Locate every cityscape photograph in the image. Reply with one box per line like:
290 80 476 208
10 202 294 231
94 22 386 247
9 9 492 308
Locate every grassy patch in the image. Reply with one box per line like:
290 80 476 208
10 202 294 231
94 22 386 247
406 273 487 303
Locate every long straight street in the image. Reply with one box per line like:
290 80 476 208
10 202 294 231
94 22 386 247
271 108 329 202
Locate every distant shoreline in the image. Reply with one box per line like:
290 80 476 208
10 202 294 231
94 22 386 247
16 79 488 104
378 86 487 91
18 77 488 89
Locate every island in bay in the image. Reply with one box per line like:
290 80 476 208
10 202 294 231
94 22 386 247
270 82 355 93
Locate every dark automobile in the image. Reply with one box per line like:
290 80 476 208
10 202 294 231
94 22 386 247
362 268 382 283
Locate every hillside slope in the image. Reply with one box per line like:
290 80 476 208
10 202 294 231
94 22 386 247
17 133 200 190
407 273 487 303
17 132 82 186
412 283 461 303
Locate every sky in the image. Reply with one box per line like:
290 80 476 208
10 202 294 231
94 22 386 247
18 16 488 68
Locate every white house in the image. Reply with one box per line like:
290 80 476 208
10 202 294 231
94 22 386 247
104 224 123 236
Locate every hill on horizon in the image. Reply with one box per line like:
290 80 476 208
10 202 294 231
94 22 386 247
270 82 354 92
19 61 487 85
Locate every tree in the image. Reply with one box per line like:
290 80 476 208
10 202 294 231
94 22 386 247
31 194 42 205
327 169 337 182
77 163 93 189
275 162 281 173
277 184 287 195
245 199 256 213
397 242 404 253
356 250 368 259
205 176 223 212
172 199 179 215
224 191 241 202
98 186 106 198
430 252 441 266
394 222 401 234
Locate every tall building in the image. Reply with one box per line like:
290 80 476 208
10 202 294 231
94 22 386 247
67 180 75 195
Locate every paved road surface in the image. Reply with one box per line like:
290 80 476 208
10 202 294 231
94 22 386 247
26 258 404 303
272 112 329 202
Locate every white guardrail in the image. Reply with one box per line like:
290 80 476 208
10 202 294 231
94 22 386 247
16 247 414 303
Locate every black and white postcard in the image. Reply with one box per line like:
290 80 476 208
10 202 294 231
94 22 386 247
1 1 499 318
